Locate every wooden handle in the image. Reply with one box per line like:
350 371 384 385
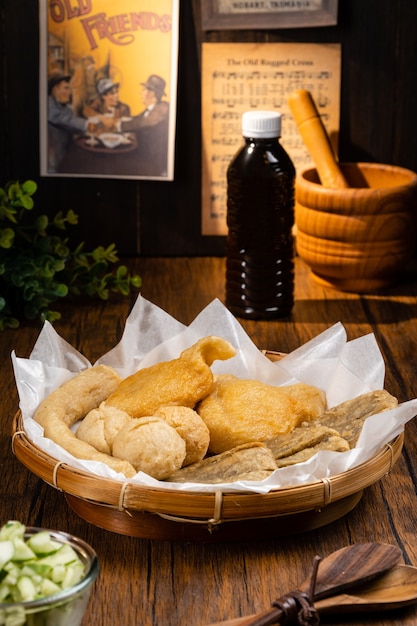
288 89 349 189
205 543 403 625
206 609 281 626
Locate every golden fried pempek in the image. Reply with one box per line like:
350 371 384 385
105 336 236 418
197 374 327 454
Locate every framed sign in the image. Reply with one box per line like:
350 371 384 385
39 0 179 180
202 0 338 30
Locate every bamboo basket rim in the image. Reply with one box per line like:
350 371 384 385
11 410 403 527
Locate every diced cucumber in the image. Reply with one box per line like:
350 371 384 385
51 564 66 584
0 521 86 609
18 565 42 583
27 531 52 553
0 606 27 626
16 576 36 602
0 542 14 569
0 521 25 542
24 562 51 578
27 532 62 557
61 562 84 590
0 582 11 601
10 539 35 562
2 570 18 588
37 544 79 568
40 577 61 597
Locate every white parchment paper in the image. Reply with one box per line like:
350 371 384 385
12 295 417 494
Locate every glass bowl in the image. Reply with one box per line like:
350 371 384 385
0 528 99 626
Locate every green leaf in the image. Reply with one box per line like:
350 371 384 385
35 215 49 234
21 180 37 196
93 244 119 263
10 261 37 285
0 228 15 249
52 240 70 258
52 283 68 297
0 315 20 330
7 181 35 211
131 275 142 288
66 209 78 225
116 265 128 279
0 203 17 224
6 182 20 200
0 178 141 330
18 192 34 210
23 280 40 300
40 309 61 323
54 209 79 230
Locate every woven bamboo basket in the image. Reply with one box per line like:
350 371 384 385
11 406 403 542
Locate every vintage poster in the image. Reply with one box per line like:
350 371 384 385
39 0 179 180
201 42 342 235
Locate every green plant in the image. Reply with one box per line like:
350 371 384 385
0 180 142 330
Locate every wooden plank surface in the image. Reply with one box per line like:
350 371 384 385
2 256 417 625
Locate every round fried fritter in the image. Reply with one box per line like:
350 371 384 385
112 417 186 479
76 403 132 455
153 405 210 466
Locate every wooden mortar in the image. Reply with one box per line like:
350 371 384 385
295 162 417 292
288 90 417 292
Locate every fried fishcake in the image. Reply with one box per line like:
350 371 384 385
33 365 137 477
265 425 349 467
76 403 132 455
112 417 186 479
197 374 327 454
166 443 277 484
153 405 210 466
274 434 349 467
265 425 348 459
316 389 398 447
105 336 236 418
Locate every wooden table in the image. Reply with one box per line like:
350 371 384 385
3 256 417 625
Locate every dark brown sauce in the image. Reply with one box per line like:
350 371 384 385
226 138 295 319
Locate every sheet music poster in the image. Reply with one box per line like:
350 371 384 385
202 43 341 235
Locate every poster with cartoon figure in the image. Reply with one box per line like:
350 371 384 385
39 0 179 180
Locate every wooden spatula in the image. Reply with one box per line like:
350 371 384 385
206 542 403 626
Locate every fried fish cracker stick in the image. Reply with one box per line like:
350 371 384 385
33 364 137 477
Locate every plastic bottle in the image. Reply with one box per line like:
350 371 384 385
225 110 296 319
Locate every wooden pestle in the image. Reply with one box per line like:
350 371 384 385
288 89 349 189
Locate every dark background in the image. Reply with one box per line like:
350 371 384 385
1 0 416 257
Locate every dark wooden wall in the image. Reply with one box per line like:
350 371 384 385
1 0 416 257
